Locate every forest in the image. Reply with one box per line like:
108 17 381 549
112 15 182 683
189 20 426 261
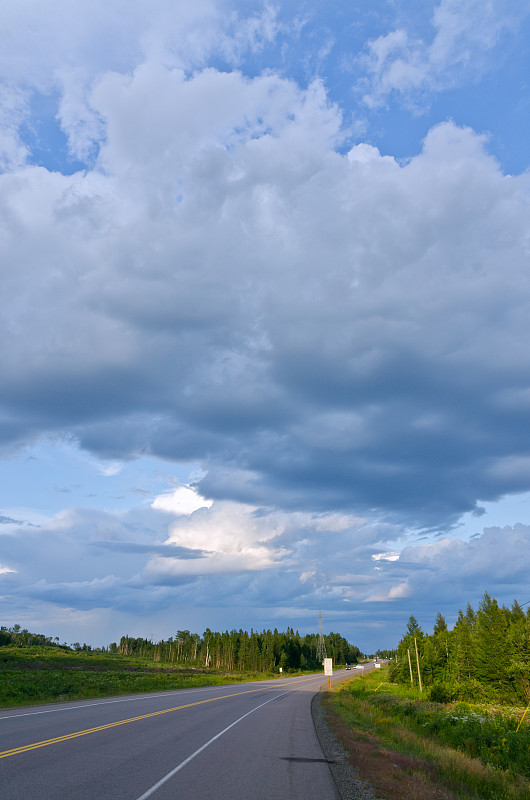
0 624 361 673
389 591 530 704
0 624 68 648
110 628 361 672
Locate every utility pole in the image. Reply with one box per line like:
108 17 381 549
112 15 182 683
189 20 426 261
407 648 414 685
317 610 327 664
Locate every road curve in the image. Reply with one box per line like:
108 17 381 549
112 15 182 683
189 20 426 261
0 669 362 800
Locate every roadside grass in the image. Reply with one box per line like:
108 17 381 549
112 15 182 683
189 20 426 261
323 667 529 800
0 647 285 707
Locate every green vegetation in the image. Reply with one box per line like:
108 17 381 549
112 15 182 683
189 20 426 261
0 646 275 707
374 648 397 660
325 667 530 800
0 624 361 707
0 624 69 649
111 627 360 672
389 592 530 705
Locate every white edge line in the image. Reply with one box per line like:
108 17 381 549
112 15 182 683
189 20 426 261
0 674 322 721
135 690 291 800
0 688 219 720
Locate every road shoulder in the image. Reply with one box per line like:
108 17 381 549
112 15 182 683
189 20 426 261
311 690 378 800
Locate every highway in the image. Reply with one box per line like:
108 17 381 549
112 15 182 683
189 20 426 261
0 668 367 800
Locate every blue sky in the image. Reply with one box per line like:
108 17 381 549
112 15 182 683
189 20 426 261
1 0 530 653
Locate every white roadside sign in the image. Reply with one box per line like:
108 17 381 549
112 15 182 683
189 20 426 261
324 658 333 676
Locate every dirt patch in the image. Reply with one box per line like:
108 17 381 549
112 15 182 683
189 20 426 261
322 696 459 800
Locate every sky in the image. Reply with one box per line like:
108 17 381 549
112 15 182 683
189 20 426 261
1 0 530 654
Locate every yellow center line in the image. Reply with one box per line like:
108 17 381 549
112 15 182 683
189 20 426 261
0 676 318 760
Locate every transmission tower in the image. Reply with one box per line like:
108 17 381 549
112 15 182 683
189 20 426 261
316 609 327 663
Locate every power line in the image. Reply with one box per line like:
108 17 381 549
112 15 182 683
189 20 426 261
316 609 327 663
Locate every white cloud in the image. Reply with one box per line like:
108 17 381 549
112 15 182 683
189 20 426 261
299 570 316 583
55 68 107 162
0 1 269 85
152 485 213 515
144 549 277 578
367 581 411 602
359 0 526 108
95 460 123 477
400 524 530 584
161 501 289 570
372 552 400 562
0 84 30 170
356 524 530 630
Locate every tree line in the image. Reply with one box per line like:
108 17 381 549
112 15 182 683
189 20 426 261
389 591 530 703
0 625 64 648
0 623 362 673
110 628 362 672
0 625 98 651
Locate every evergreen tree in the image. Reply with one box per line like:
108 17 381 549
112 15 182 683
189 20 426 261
473 592 512 699
433 612 448 634
390 593 528 703
425 612 453 685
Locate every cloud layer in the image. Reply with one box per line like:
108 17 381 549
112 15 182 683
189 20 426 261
1 1 530 650
3 102 529 528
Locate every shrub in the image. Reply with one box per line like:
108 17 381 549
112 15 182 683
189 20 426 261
456 678 487 702
429 682 457 703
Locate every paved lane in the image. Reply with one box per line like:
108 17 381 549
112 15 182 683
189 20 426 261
0 671 356 800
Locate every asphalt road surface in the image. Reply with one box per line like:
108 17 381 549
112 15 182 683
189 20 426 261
0 668 371 800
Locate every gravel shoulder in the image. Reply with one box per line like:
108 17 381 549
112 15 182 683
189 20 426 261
311 689 379 800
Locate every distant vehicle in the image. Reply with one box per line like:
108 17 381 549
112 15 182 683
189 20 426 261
345 665 351 670
354 664 364 670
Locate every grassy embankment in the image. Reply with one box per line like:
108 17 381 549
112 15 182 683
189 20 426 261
0 646 289 707
323 666 529 800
